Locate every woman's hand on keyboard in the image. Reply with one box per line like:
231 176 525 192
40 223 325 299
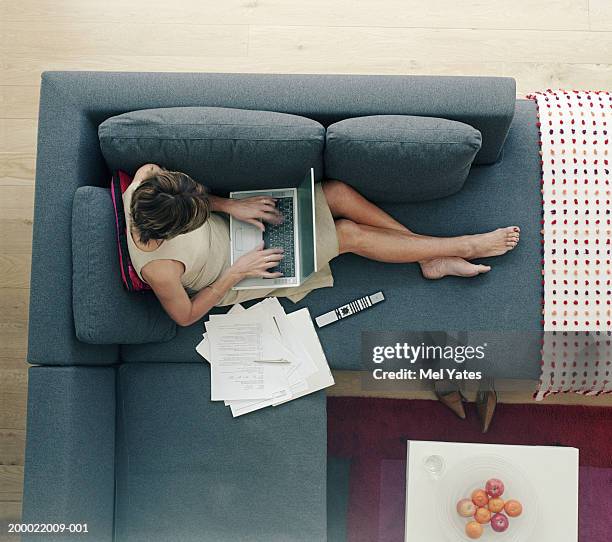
227 196 283 231
229 242 285 279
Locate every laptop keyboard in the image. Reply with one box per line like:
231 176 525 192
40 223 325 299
263 197 295 278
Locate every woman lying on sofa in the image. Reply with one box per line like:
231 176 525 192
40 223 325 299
125 163 520 328
125 163 518 431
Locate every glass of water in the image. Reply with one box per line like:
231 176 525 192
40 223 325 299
423 455 445 478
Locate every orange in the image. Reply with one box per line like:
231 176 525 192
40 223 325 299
488 497 505 513
474 507 492 524
465 521 484 539
471 489 489 508
504 499 523 517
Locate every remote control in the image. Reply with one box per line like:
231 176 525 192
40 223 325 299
315 291 385 328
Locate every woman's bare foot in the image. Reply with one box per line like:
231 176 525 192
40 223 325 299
463 227 520 259
420 257 491 280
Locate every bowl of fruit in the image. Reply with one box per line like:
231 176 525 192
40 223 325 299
437 455 538 541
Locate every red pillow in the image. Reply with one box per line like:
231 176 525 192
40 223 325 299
110 170 151 292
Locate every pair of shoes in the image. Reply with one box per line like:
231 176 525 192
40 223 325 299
476 377 497 434
435 378 498 433
435 385 467 420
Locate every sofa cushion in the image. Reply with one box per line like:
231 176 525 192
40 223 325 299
21 366 116 540
98 106 325 193
114 363 327 542
72 186 176 344
324 115 482 202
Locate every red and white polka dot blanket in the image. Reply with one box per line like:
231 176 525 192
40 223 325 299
527 90 611 400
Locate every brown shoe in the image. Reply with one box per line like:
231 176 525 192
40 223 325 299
476 377 497 433
435 389 467 419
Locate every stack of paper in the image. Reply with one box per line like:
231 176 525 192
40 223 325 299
196 297 334 417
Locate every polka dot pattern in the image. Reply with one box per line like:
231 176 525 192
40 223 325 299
528 90 612 399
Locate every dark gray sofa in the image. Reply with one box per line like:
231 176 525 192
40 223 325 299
24 72 541 541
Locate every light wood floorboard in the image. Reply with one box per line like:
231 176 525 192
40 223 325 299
0 1 592 30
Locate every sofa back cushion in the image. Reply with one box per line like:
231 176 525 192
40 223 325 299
72 186 176 345
98 106 325 193
324 115 482 203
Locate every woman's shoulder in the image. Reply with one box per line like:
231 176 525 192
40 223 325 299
141 258 186 286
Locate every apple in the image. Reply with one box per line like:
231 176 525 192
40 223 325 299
491 513 510 532
465 521 484 539
485 478 505 498
457 498 477 517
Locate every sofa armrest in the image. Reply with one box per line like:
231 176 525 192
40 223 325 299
28 74 119 365
22 366 116 542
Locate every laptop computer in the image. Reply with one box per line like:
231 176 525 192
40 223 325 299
229 168 318 290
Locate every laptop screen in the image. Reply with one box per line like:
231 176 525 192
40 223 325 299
297 169 316 281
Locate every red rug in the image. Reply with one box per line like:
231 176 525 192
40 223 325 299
328 398 612 542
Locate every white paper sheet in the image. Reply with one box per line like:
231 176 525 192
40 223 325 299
195 299 334 415
207 320 289 401
223 299 317 415
230 307 333 415
227 388 292 417
262 298 319 381
196 304 245 363
273 307 334 407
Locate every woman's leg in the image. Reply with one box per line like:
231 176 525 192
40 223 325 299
335 219 519 263
322 179 411 233
323 180 519 277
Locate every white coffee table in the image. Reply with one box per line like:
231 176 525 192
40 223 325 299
405 441 579 542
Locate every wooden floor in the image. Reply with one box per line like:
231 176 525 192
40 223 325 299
1 0 611 533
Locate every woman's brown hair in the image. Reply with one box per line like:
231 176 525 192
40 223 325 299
130 169 211 244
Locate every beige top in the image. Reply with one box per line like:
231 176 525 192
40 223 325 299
123 181 339 306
